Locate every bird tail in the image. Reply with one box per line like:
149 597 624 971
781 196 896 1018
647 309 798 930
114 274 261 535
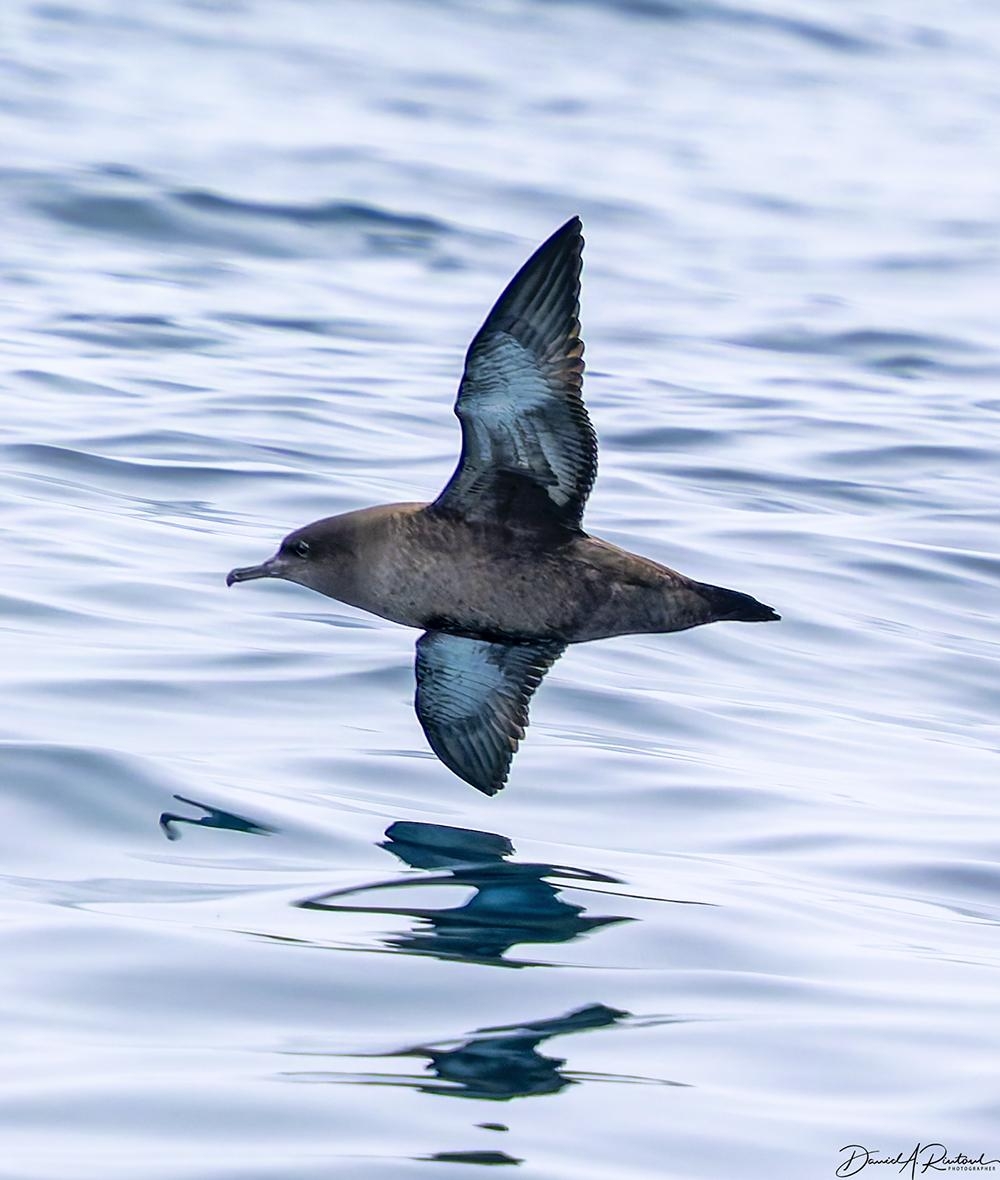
694 581 780 623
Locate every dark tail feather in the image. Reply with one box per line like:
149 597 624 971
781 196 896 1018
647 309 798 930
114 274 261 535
695 581 780 623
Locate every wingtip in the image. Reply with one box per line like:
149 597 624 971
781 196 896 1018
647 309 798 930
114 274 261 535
468 756 511 797
452 760 507 797
535 216 582 251
555 215 583 246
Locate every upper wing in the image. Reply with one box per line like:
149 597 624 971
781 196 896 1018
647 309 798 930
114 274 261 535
432 216 597 535
414 630 565 795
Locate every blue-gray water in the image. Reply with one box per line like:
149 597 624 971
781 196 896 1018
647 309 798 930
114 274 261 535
3 2 1000 1177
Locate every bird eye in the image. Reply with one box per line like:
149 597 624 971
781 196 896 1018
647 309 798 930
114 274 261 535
293 539 311 559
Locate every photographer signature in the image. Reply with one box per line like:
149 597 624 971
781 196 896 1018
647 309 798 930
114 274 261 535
837 1144 999 1178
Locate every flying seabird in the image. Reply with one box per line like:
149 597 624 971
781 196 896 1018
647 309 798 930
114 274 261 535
228 217 779 794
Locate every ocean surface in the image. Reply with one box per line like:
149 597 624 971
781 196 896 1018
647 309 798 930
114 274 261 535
3 2 1000 1177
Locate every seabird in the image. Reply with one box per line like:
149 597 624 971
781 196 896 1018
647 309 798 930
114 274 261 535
228 217 778 795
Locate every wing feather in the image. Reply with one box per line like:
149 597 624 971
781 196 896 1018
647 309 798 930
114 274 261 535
414 631 565 795
433 217 597 535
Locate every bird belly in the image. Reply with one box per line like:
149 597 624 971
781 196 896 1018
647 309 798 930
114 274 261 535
365 549 584 639
352 528 702 642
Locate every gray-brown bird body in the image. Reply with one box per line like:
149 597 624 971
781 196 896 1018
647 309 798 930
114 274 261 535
228 216 778 795
259 502 771 644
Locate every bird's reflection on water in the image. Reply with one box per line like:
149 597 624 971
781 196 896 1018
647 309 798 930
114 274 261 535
296 820 633 968
419 1149 522 1166
386 1004 629 1100
158 794 277 841
156 810 691 1137
286 1002 687 1100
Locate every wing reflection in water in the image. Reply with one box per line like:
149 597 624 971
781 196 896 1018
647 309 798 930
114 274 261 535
295 820 632 967
158 794 277 841
285 1002 687 1100
420 1151 523 1166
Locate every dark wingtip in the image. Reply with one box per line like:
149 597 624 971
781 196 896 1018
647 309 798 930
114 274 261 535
474 778 505 798
552 215 583 251
425 739 507 797
527 215 583 264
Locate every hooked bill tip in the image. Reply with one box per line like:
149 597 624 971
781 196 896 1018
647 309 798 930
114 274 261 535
226 561 273 586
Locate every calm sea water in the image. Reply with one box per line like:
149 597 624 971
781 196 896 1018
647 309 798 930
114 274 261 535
3 2 1000 1177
